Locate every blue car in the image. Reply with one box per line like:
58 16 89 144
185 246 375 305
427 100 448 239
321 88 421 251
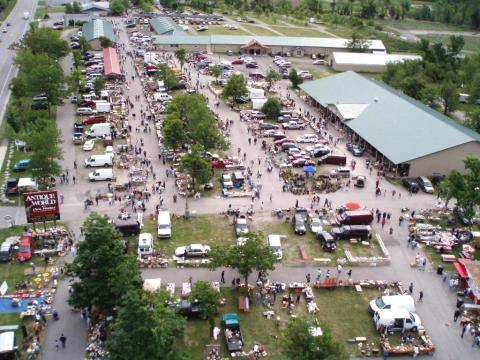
13 159 30 172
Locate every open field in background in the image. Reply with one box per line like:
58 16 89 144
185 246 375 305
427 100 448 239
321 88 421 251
241 24 279 36
419 35 480 52
377 18 470 32
193 26 249 36
270 25 334 38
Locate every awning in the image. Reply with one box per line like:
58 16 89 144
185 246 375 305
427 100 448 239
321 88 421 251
240 39 269 49
454 262 468 279
103 47 121 77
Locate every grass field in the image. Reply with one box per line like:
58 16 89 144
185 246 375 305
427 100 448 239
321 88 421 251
0 0 17 21
270 25 333 38
196 26 249 36
242 24 279 36
377 18 469 31
183 286 382 358
419 34 480 52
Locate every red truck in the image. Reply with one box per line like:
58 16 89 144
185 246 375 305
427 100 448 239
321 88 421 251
17 236 35 262
82 115 107 125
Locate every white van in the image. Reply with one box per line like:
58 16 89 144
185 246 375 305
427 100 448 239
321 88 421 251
77 107 97 115
268 234 284 260
88 168 115 182
82 94 97 101
137 233 153 257
369 295 415 314
373 309 422 332
157 210 172 239
154 93 173 102
84 154 113 168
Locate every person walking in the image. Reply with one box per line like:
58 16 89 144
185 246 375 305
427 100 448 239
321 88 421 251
418 290 423 302
454 309 461 322
59 334 66 348
408 282 414 294
461 323 470 338
347 269 352 279
337 264 342 275
306 273 311 283
220 271 225 284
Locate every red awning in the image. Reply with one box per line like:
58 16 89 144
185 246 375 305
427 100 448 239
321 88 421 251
240 39 269 49
103 47 121 77
454 262 468 279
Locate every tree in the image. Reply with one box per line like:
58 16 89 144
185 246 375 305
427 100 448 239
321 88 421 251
78 36 92 55
179 145 212 189
210 65 224 84
288 69 303 89
72 1 81 13
68 213 142 314
110 0 127 15
466 109 480 133
66 68 83 94
107 289 187 360
162 113 187 150
72 51 82 69
261 97 281 119
222 74 248 102
99 36 113 48
189 281 220 332
265 68 281 89
29 122 63 187
209 232 277 285
156 63 179 90
94 76 106 97
281 317 347 360
23 25 69 60
174 48 186 69
344 31 372 52
439 80 459 115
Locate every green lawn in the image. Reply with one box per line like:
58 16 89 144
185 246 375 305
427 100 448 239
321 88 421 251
419 35 480 52
270 25 333 38
377 18 469 31
0 0 17 21
183 287 382 358
196 26 249 36
46 6 65 13
242 24 279 36
248 13 279 25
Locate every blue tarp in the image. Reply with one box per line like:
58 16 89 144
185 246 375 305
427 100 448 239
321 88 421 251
303 165 316 173
0 297 46 313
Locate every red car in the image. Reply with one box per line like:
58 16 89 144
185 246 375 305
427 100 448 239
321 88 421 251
82 115 107 125
79 101 95 108
17 236 35 262
232 58 244 65
211 159 233 168
274 138 295 145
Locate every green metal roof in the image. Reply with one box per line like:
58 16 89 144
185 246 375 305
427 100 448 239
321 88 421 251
153 35 385 51
150 17 185 35
300 71 480 164
82 19 116 43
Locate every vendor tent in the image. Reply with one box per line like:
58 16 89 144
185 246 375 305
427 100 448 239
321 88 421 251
17 178 37 193
0 331 15 355
103 47 121 79
252 98 267 110
143 278 161 292
344 201 361 210
248 88 265 100
303 165 316 173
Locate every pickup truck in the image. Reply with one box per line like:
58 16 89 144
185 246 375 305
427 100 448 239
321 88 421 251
222 313 244 353
82 115 107 125
282 121 306 130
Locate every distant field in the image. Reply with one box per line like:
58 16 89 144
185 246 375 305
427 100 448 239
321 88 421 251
195 25 249 36
378 18 469 31
242 24 279 36
270 25 334 38
420 34 480 52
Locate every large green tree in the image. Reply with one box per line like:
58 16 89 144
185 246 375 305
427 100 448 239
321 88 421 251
23 25 69 59
288 69 303 89
179 145 212 189
68 213 142 314
188 281 220 332
221 74 248 102
261 97 281 120
265 68 281 89
107 289 187 360
210 65 224 84
174 48 186 69
162 113 187 150
156 63 179 90
29 122 63 187
282 317 347 360
209 232 277 285
94 76 106 97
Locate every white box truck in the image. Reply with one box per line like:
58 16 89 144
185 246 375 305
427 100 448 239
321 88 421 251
369 295 415 314
85 123 112 138
157 210 172 239
373 309 422 333
84 154 113 168
95 101 111 113
138 233 153 257
88 168 115 181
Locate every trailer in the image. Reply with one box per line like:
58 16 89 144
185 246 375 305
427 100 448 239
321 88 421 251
222 313 244 353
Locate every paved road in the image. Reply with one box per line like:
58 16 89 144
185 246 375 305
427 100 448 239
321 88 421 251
0 0 38 125
0 11 473 360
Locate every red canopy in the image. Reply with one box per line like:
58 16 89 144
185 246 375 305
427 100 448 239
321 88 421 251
344 202 361 210
240 39 269 49
103 47 121 77
454 262 468 279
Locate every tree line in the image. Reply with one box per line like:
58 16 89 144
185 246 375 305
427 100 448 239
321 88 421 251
6 24 68 187
110 0 155 15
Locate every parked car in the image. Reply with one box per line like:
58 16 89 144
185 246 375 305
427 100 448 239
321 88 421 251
13 159 30 172
245 62 258 68
74 122 85 132
211 159 233 168
17 236 35 262
259 122 279 130
82 115 107 125
222 173 234 189
313 59 325 65
282 121 306 130
232 58 244 64
73 133 84 145
175 244 211 258
83 139 95 151
402 178 419 193
235 215 249 236
296 134 318 143
331 225 372 240
292 214 306 235
317 231 337 252
5 178 19 195
309 215 322 234
417 176 434 193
